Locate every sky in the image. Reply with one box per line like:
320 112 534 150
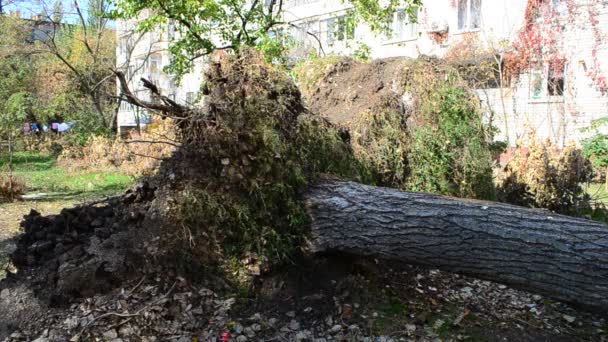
4 0 114 27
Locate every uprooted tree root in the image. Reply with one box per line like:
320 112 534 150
0 50 365 317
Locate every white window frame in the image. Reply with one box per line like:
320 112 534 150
457 0 481 32
326 15 354 46
528 62 566 102
384 8 418 44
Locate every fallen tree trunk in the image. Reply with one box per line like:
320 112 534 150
305 180 608 311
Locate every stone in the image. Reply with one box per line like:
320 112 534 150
268 318 278 327
563 315 576 323
330 325 342 333
64 316 79 330
103 329 118 340
119 325 135 336
0 289 9 299
295 330 311 341
234 324 244 334
286 311 296 318
244 327 255 338
288 320 300 331
32 338 50 342
236 336 248 342
252 323 262 332
250 313 262 321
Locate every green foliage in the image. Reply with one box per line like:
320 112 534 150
406 81 496 199
352 42 372 61
1 91 35 141
110 0 421 77
293 56 496 199
583 133 608 170
347 0 420 34
351 100 408 187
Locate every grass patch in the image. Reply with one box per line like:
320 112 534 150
0 151 135 200
586 183 608 205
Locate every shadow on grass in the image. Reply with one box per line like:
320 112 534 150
21 183 132 204
0 152 56 172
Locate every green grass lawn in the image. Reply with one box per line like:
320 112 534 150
0 151 135 201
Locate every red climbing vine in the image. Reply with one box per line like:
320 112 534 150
505 0 608 95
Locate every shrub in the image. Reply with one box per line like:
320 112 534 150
403 59 496 200
497 135 593 214
294 56 498 199
582 133 608 186
351 97 408 187
0 171 25 202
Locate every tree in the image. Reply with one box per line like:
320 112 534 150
51 0 63 23
36 0 117 129
110 0 422 78
306 179 608 311
0 15 37 120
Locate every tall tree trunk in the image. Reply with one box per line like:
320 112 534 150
91 92 108 128
304 180 608 311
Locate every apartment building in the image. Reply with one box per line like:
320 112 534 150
116 0 608 146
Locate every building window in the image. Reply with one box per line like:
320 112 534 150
547 61 565 96
391 9 418 41
530 70 543 99
458 0 481 31
529 61 566 99
119 100 132 112
186 92 196 105
327 15 354 45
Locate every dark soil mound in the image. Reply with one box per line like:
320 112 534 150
8 183 156 305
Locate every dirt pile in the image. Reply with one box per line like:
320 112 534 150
295 56 497 198
297 57 410 127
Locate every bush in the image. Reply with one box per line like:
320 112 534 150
582 133 608 185
0 171 25 202
497 135 593 214
402 59 497 199
351 97 408 187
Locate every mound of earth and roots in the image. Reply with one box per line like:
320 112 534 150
0 51 607 342
294 56 496 198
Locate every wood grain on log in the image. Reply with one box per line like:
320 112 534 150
304 180 608 311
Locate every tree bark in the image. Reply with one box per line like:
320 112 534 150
304 180 608 311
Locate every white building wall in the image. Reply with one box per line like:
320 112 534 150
484 2 608 146
115 14 206 135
